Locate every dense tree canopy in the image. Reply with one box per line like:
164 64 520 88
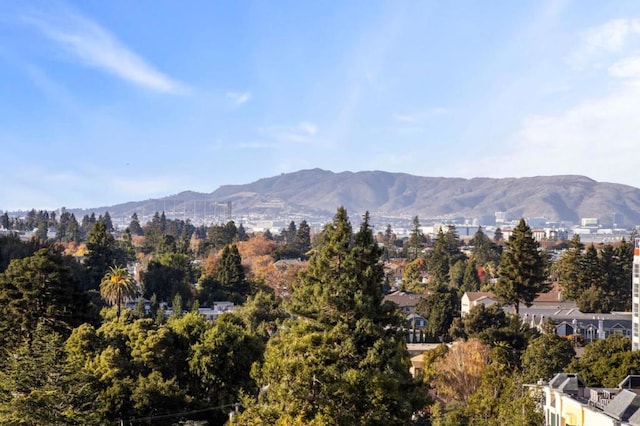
568 334 640 387
521 333 575 382
85 220 123 291
234 208 425 425
554 237 633 312
494 219 550 314
142 252 194 304
426 226 464 288
0 248 76 349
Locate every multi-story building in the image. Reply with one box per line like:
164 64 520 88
633 238 640 351
538 373 640 426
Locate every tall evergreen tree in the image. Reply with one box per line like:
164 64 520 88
234 208 424 425
84 221 119 290
0 212 9 230
35 221 48 241
382 223 396 260
56 211 70 242
0 323 85 424
206 220 237 252
613 238 633 311
143 252 193 304
553 234 583 300
494 219 549 314
237 223 248 242
66 213 81 243
416 287 458 342
407 216 425 261
283 221 297 244
0 248 76 349
128 212 144 236
470 226 502 266
460 259 482 295
576 245 608 312
427 226 463 288
102 211 114 232
216 244 249 302
293 219 312 258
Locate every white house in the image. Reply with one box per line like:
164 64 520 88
460 292 498 315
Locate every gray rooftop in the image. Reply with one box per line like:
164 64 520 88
603 389 640 421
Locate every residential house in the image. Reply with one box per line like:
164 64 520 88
461 292 498 315
538 373 640 426
461 290 632 342
383 290 426 314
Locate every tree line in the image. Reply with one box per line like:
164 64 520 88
0 206 637 424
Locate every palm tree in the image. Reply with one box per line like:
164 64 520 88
100 265 138 320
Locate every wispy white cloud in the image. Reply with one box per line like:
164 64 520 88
571 18 640 66
23 63 79 107
609 56 640 79
392 107 450 123
439 17 640 186
226 91 252 106
23 7 186 94
206 138 274 151
392 113 418 123
260 121 319 144
450 77 640 186
298 121 318 135
236 141 274 149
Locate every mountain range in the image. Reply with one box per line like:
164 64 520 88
66 169 640 227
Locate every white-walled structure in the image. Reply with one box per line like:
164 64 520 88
633 238 640 351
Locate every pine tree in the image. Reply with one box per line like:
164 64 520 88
407 216 425 261
470 226 501 266
427 226 463 288
461 259 481 294
102 211 114 232
553 234 583 300
293 219 311 258
0 323 83 424
216 244 249 302
0 248 76 349
66 213 80 243
128 213 144 236
576 245 608 312
234 208 424 425
613 239 633 311
494 219 549 315
85 221 118 290
0 212 9 230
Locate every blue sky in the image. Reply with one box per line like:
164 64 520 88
2 1 640 211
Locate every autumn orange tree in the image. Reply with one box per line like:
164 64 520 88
431 338 491 403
